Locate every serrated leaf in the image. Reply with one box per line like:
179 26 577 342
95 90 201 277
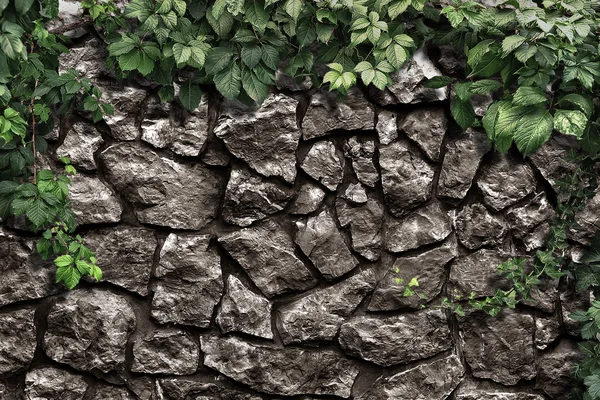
535 46 557 67
513 86 547 106
178 79 202 111
90 264 103 281
467 39 494 68
469 79 502 95
54 254 73 268
284 0 304 20
423 76 452 88
514 44 537 63
118 51 141 71
15 0 35 14
558 94 593 118
388 0 411 18
512 106 553 156
56 264 81 290
137 53 155 75
173 43 191 64
242 68 269 103
553 109 587 138
501 35 526 56
214 62 242 99
245 0 269 31
452 98 476 130
261 45 280 70
205 47 234 75
385 44 407 69
241 45 262 69
297 19 316 46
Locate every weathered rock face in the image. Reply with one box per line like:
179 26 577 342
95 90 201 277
152 234 222 328
477 155 536 211
456 390 545 400
0 228 59 307
59 39 109 79
336 196 383 261
0 309 36 375
369 237 458 310
343 137 379 187
223 167 293 227
459 311 536 385
68 175 122 224
356 354 465 400
570 190 600 245
157 379 262 400
301 88 375 139
300 141 344 191
202 336 359 397
142 96 209 156
43 290 136 374
342 183 368 204
536 340 583 398
506 193 556 248
455 203 508 249
219 220 317 297
535 316 561 350
90 385 135 400
100 143 223 229
132 330 199 375
438 129 491 199
277 270 375 344
216 275 272 339
99 85 148 141
25 367 88 400
379 139 434 215
56 122 104 171
339 309 452 366
295 210 358 280
399 108 448 161
215 94 300 183
384 201 453 253
449 249 513 299
289 181 326 214
376 110 398 145
85 227 157 296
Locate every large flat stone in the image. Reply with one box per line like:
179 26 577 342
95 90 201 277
152 234 222 328
289 181 326 215
223 166 293 227
455 204 508 250
277 270 376 344
157 379 262 400
339 309 452 366
379 139 434 215
356 354 464 400
336 196 383 261
399 108 448 161
216 275 273 339
300 141 344 191
506 193 556 245
295 209 358 280
132 330 199 375
448 249 513 300
0 309 36 375
219 220 317 297
43 290 136 374
343 137 378 187
437 129 490 199
477 155 536 211
369 237 458 311
376 110 397 145
68 175 122 225
301 87 375 139
536 339 583 398
215 94 300 183
569 190 600 245
98 84 148 141
459 311 536 385
25 367 88 400
100 143 223 229
85 227 157 296
202 336 359 397
383 201 453 253
56 122 104 171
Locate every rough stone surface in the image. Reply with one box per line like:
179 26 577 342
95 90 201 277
101 143 223 229
339 309 452 366
570 190 600 245
43 290 136 373
99 84 148 141
369 237 458 311
46 0 86 37
343 137 378 187
561 288 590 337
223 166 293 227
216 275 272 339
132 330 199 375
295 210 358 280
152 234 222 328
25 367 88 400
302 88 375 139
336 196 383 261
0 228 59 307
376 110 398 145
300 141 344 191
379 139 434 215
68 175 122 225
459 311 536 385
85 227 156 296
535 316 561 350
90 385 135 400
449 249 513 300
219 220 317 297
289 181 326 214
356 355 465 400
506 194 556 242
399 108 448 161
455 203 508 249
277 270 375 344
438 129 491 199
0 309 36 375
215 94 300 183
157 379 262 400
530 134 580 202
142 96 209 156
536 340 583 398
202 336 359 397
370 48 448 105
342 183 368 204
456 391 545 400
477 155 536 211
59 39 109 79
56 122 104 171
383 201 452 253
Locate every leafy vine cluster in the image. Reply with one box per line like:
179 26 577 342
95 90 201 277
0 0 599 396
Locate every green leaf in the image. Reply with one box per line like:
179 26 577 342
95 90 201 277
214 62 242 99
261 45 280 70
452 98 476 130
582 232 600 264
15 0 35 14
245 0 269 31
90 264 103 281
470 48 506 78
118 51 141 71
553 109 587 138
242 68 269 103
0 34 25 60
297 19 316 47
137 53 155 75
467 39 494 68
178 79 202 112
54 254 73 268
205 47 234 75
173 43 191 64
469 79 502 95
501 35 526 56
534 46 557 67
558 94 593 118
283 0 304 20
385 44 407 69
108 41 137 57
241 45 263 69
585 375 600 398
423 76 452 88
207 8 233 36
512 86 546 106
56 264 81 290
388 0 411 19
512 107 553 156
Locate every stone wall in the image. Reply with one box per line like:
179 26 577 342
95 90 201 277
1 29 599 400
